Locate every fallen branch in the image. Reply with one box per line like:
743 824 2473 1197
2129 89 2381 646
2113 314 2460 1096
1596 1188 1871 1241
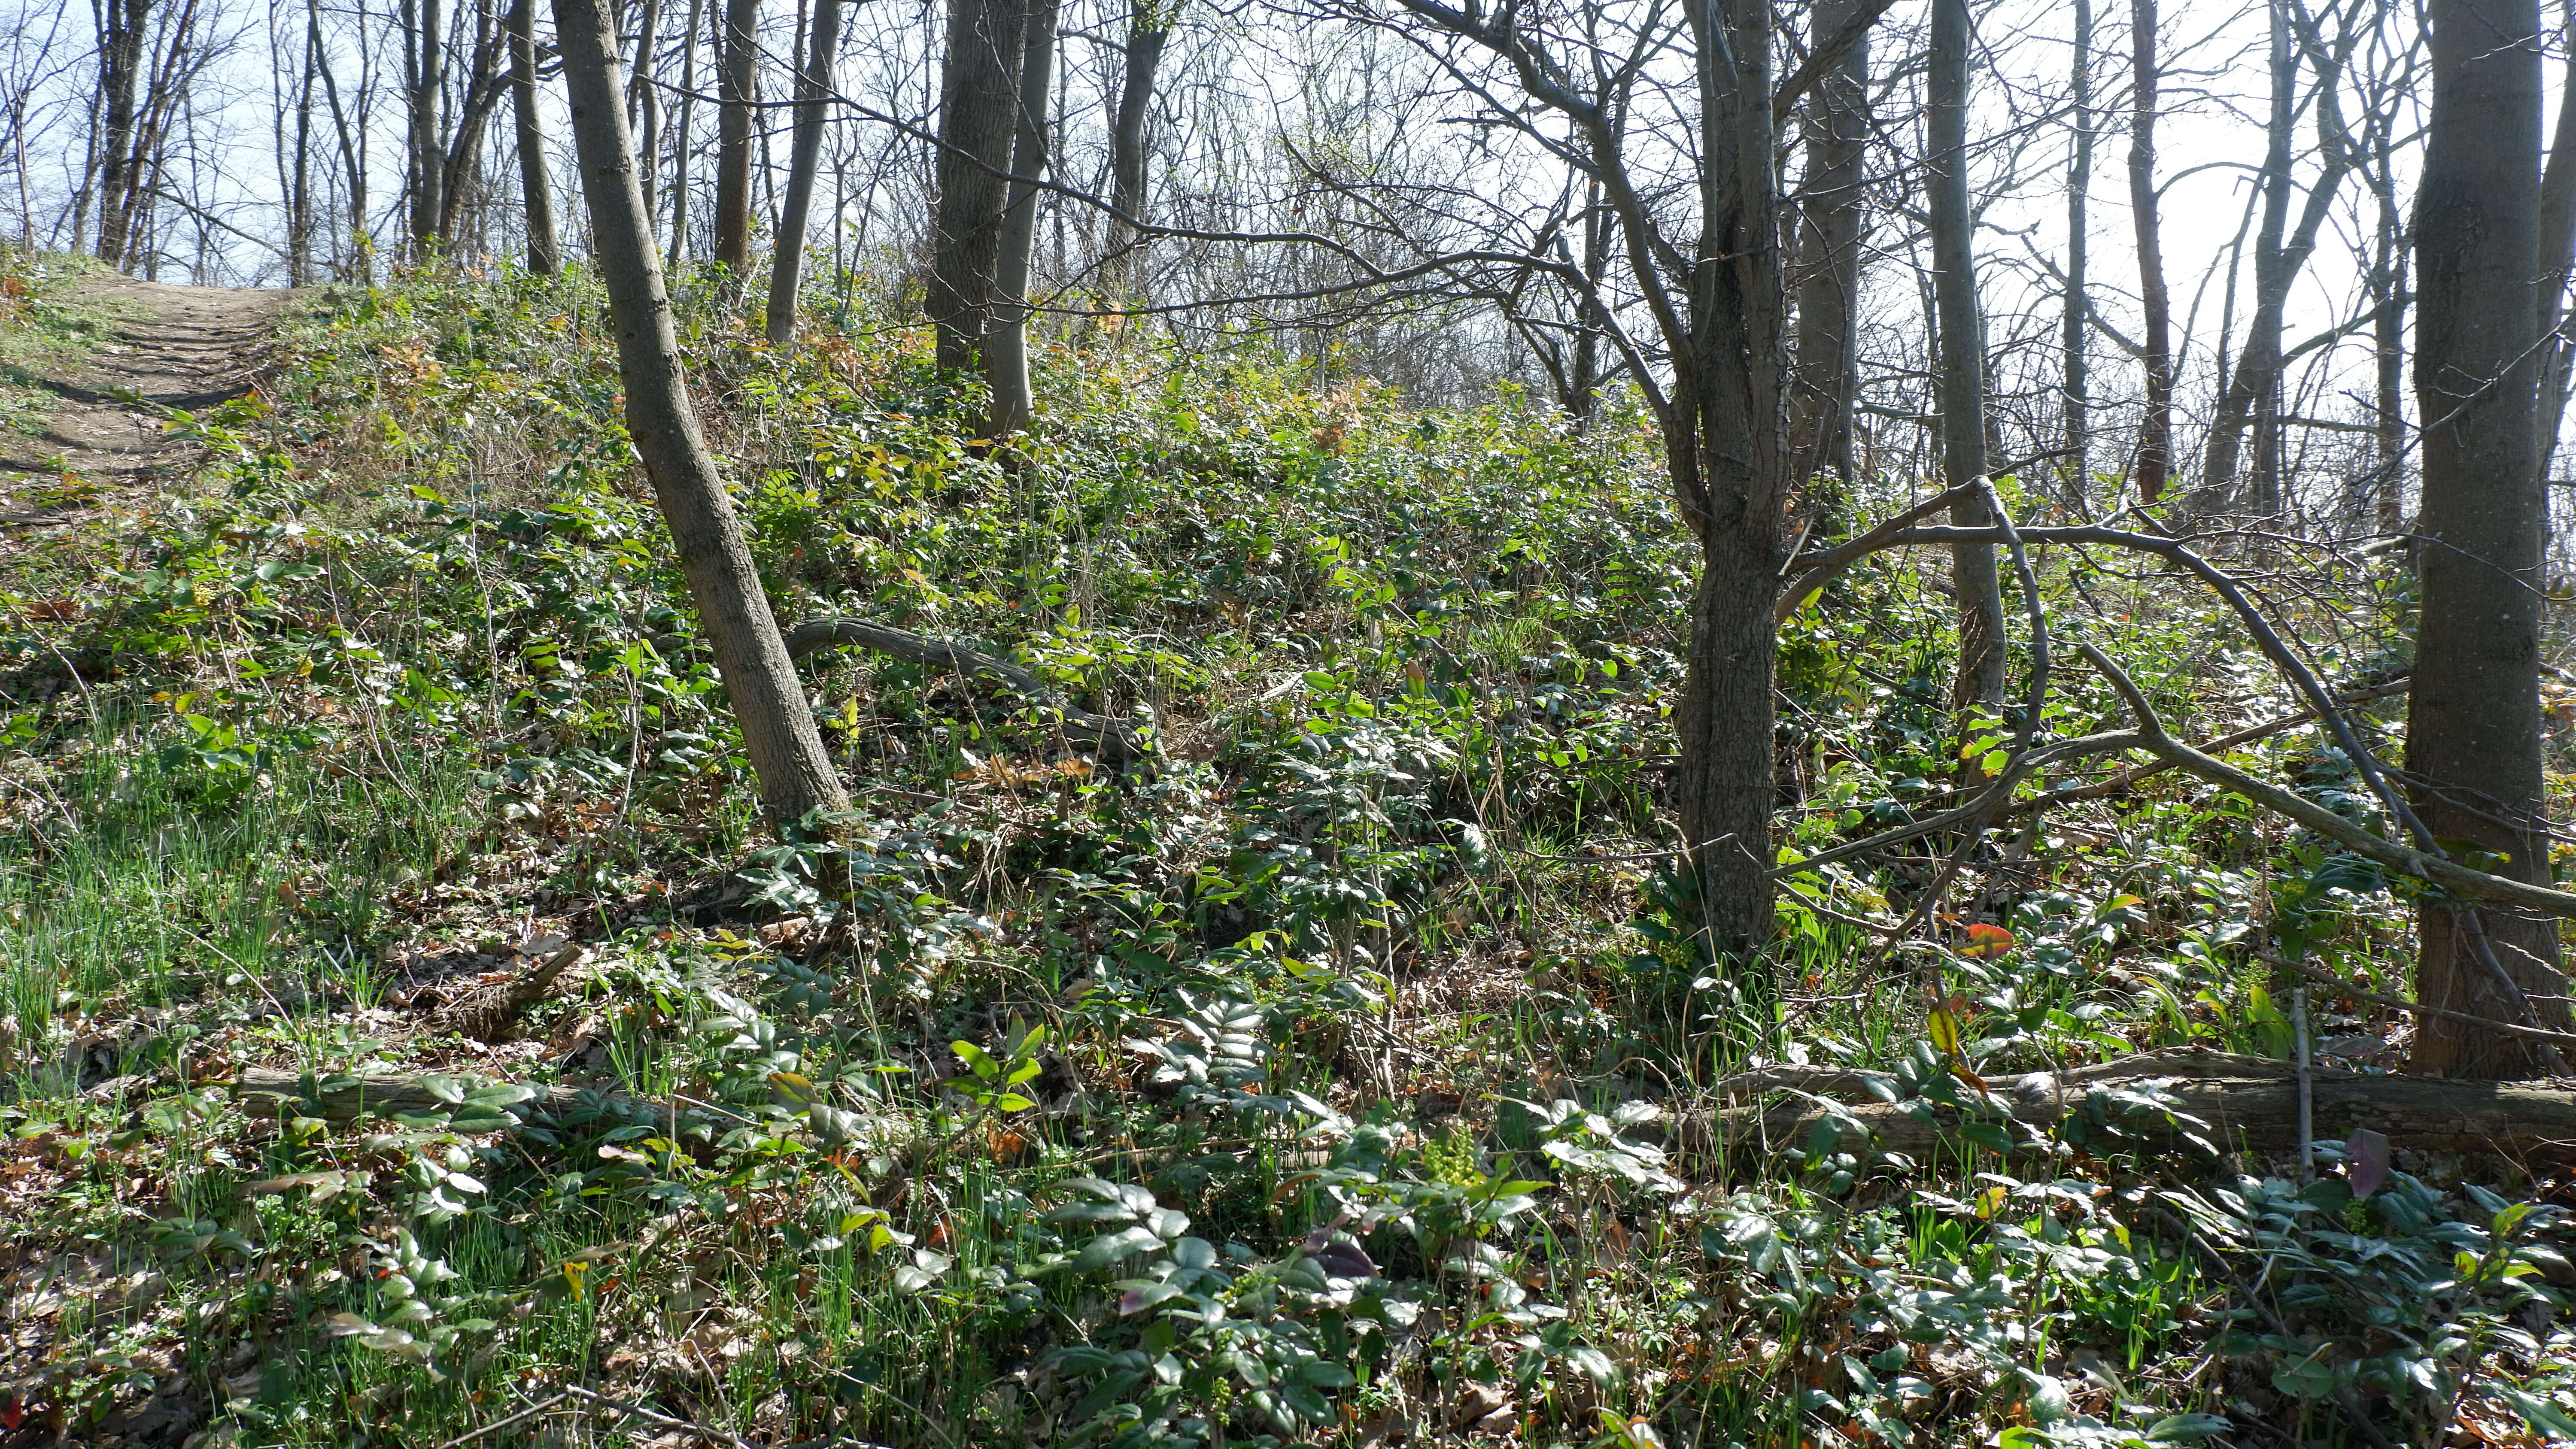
784 617 1148 764
1690 1047 2576 1161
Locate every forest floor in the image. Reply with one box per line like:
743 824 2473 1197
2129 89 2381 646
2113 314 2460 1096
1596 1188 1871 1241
0 276 291 539
0 254 2573 1448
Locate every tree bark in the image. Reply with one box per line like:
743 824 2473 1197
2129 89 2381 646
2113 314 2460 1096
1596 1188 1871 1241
406 0 447 256
549 0 851 825
2408 0 2567 1078
2060 0 2092 504
93 0 150 269
308 0 370 281
982 0 1059 436
1106 1 1171 297
711 0 758 274
927 0 1026 370
507 0 558 273
1789 0 1869 491
2534 15 2576 482
762 0 842 347
2129 0 2173 504
1928 0 2006 714
669 0 705 263
1667 0 1788 958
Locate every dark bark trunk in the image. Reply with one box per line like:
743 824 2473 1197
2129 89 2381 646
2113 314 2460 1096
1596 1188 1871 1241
983 0 1058 435
1928 0 2005 713
630 0 664 223
2129 0 2173 504
407 0 447 255
435 6 510 246
508 0 558 273
1789 0 1869 490
762 0 842 347
94 0 149 268
927 0 1026 370
1668 0 1787 959
2409 0 2567 1078
712 0 757 273
2534 28 2576 481
549 0 851 825
1106 3 1170 295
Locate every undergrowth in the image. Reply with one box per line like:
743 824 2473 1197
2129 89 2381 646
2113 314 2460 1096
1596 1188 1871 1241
0 260 2567 1448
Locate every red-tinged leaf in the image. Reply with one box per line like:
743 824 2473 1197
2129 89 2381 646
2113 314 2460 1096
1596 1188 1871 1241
1962 924 2017 959
5 1394 23 1431
2348 1128 2391 1200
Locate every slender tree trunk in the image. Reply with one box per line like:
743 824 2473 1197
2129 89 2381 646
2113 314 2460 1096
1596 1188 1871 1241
927 0 1026 369
711 0 757 273
630 0 664 223
762 0 841 346
1106 0 1170 297
2130 0 2173 504
1790 0 1869 490
548 0 851 825
309 0 368 280
982 0 1058 435
1668 0 1788 958
2061 0 2092 506
507 0 557 273
1928 0 2005 714
435 6 509 245
669 0 702 262
2409 0 2567 1077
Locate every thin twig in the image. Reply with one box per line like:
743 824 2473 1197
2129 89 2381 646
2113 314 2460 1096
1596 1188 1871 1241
430 1393 571 1449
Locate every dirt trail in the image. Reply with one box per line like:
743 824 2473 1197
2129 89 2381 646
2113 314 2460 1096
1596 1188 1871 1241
1 276 294 527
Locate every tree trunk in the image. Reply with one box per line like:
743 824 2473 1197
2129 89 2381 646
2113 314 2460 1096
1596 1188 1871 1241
669 0 704 262
1106 2 1171 297
508 0 558 273
711 0 758 274
407 0 447 256
308 0 369 282
762 0 842 347
93 0 149 269
2060 0 2092 507
435 4 511 246
1928 0 2005 714
926 0 1026 370
1789 0 1869 491
2129 0 2172 504
2534 22 2576 482
982 0 1058 436
1668 0 1788 959
630 0 664 223
2409 0 2567 1078
549 0 851 825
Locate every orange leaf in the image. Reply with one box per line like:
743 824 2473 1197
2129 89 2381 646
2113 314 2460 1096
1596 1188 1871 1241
1961 923 2017 958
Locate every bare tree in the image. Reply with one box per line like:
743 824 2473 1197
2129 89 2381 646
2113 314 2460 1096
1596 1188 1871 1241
1790 0 1874 491
926 0 1024 370
2130 0 2173 503
2407 0 2567 1075
548 0 852 825
764 0 844 345
983 0 1058 433
712 0 757 273
507 0 556 272
1928 0 2006 714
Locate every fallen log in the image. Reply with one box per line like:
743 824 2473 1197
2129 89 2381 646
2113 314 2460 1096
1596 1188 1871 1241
230 1067 671 1124
783 617 1148 764
1690 1048 2576 1162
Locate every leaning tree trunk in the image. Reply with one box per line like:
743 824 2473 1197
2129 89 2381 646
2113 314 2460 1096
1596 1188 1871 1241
1927 0 2006 715
1789 0 1870 492
507 0 558 273
763 0 843 346
711 0 758 275
2129 0 2173 504
1669 0 1789 960
548 0 851 825
926 0 1027 370
983 0 1060 437
2409 0 2568 1077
